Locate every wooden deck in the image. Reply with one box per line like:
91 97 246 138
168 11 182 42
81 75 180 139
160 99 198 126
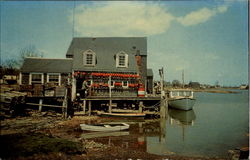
81 96 162 101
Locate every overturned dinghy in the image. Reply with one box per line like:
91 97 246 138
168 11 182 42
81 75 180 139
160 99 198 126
80 123 129 132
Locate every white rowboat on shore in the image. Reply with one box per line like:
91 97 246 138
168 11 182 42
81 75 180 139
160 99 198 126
80 123 129 132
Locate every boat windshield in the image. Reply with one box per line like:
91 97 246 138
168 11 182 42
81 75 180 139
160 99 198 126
184 91 192 96
172 91 179 97
171 91 192 97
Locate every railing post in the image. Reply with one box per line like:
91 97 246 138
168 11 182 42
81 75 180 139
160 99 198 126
62 87 68 119
39 99 43 112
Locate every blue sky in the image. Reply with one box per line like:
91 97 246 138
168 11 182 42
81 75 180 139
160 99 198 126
0 1 248 86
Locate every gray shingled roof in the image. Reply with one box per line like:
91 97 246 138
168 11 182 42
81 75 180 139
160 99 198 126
21 58 72 73
147 68 153 77
66 37 147 72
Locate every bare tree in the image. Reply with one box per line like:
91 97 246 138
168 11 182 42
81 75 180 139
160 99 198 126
1 45 44 70
19 45 44 66
2 59 19 69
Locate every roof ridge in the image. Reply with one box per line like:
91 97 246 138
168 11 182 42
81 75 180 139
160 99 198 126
73 37 147 39
26 57 72 60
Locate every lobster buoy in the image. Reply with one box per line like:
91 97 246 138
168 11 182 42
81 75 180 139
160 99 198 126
138 87 145 97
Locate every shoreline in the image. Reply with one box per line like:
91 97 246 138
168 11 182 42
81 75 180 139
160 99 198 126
193 89 239 94
0 113 227 160
165 87 246 94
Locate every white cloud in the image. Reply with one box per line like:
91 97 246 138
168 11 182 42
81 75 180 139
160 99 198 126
217 5 228 13
73 2 174 36
71 2 229 36
177 5 228 26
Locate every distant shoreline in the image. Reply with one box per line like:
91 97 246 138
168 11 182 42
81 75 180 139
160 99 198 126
165 87 247 94
193 88 241 94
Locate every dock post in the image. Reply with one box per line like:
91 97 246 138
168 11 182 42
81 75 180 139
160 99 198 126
108 75 112 113
139 101 144 113
83 100 86 114
159 116 166 143
38 99 43 112
109 99 112 113
160 99 166 118
159 67 167 118
62 87 68 119
88 100 92 116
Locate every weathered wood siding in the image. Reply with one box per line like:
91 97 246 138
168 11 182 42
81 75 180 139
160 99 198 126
21 73 29 85
141 55 147 87
147 76 153 93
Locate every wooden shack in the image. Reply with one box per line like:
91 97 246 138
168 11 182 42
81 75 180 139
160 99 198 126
19 37 158 115
66 37 153 99
20 58 72 96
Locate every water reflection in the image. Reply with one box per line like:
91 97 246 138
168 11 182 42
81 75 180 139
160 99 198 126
168 109 196 142
81 131 129 139
79 91 248 157
169 109 196 126
79 109 197 155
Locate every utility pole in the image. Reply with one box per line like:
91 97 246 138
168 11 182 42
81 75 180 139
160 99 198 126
182 70 184 88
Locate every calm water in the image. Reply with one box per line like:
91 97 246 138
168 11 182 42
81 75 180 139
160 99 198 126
84 90 249 158
147 90 249 157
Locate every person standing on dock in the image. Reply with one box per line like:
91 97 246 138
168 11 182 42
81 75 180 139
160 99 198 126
82 80 89 98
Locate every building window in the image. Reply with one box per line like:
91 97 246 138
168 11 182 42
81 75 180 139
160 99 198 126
86 54 93 65
47 73 61 85
83 50 96 66
109 80 115 87
30 73 43 84
122 81 128 88
116 52 128 68
119 55 125 66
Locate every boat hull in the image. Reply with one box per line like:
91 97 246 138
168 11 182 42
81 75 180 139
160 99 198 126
168 98 195 111
80 123 129 132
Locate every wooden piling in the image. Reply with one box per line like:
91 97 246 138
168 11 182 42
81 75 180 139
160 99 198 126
160 99 166 118
39 99 43 112
159 117 166 143
108 75 112 113
88 100 92 116
159 67 167 118
62 87 68 118
83 100 86 114
139 101 144 113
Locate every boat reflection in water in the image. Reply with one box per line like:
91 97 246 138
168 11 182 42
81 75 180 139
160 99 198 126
81 131 129 139
169 108 196 126
147 109 197 156
169 108 196 143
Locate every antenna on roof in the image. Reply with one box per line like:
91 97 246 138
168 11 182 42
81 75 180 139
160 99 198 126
72 0 76 38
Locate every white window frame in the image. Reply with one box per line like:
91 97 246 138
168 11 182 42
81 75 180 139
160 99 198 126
122 81 128 88
116 51 128 68
83 49 96 66
47 73 61 86
109 80 115 88
29 73 44 85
